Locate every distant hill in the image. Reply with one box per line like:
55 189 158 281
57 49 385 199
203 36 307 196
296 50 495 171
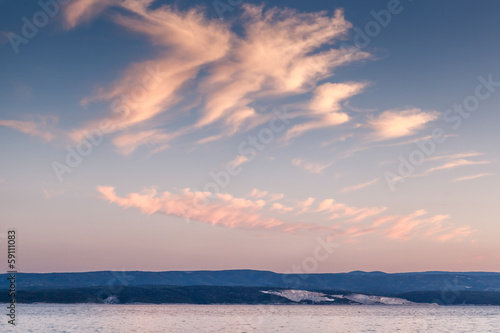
2 270 500 294
1 285 500 305
2 286 299 305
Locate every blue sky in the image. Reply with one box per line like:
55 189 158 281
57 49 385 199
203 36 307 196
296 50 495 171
1 0 499 273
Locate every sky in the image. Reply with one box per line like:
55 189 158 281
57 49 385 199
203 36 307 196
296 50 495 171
0 0 499 274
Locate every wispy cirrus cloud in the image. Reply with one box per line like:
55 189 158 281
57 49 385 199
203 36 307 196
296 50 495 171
57 0 372 154
325 133 456 166
43 188 66 199
6 1 447 158
345 206 387 223
68 0 231 149
454 173 496 182
98 186 284 229
64 0 119 28
196 7 370 138
341 177 380 193
249 188 268 198
403 151 494 181
425 159 491 174
425 152 483 162
112 130 173 156
434 226 474 242
231 155 249 168
0 117 57 142
249 188 284 201
97 185 471 243
368 108 439 140
285 82 367 141
292 158 333 174
270 202 294 213
321 133 354 147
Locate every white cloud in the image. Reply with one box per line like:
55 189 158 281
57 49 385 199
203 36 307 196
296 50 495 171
309 83 366 114
368 108 439 140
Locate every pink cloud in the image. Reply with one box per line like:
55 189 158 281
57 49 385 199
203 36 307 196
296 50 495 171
64 0 118 28
434 226 474 242
249 188 268 198
295 197 316 214
341 177 380 193
231 155 249 168
292 158 333 175
98 186 284 229
368 108 439 140
453 173 496 182
345 207 387 223
383 211 452 241
97 186 472 243
270 202 294 213
43 188 66 199
285 82 367 141
0 117 57 142
196 7 370 139
62 2 371 153
68 1 231 148
112 130 173 155
425 159 491 174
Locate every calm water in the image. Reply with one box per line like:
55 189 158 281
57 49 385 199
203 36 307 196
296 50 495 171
1 304 499 332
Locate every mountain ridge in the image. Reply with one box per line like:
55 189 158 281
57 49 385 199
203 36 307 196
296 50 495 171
2 270 500 294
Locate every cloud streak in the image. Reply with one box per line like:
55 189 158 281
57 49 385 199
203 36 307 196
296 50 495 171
98 186 284 229
97 186 472 243
454 173 496 182
0 117 57 142
341 177 380 193
425 159 491 174
58 1 372 154
285 82 367 141
292 158 333 174
69 0 231 151
368 108 439 140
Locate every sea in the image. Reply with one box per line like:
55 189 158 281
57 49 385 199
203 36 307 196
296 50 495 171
1 304 499 332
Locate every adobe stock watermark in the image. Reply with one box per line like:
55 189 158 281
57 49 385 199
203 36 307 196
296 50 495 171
419 275 463 330
178 107 290 223
212 0 243 19
5 229 17 326
6 0 71 54
384 74 499 192
94 270 135 304
282 237 340 283
431 277 463 305
51 64 168 182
